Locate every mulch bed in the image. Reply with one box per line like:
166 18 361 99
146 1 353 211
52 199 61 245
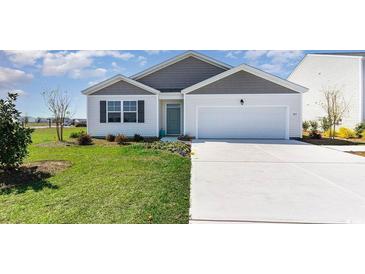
299 137 365 146
0 160 71 191
348 152 365 157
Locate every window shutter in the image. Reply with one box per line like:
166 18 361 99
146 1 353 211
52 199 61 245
100 101 106 123
138 100 144 123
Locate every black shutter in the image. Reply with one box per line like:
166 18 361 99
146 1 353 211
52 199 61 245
138 100 144 123
100 101 106 123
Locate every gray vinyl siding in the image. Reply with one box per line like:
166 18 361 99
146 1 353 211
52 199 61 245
189 71 299 94
136 57 227 91
91 80 154 95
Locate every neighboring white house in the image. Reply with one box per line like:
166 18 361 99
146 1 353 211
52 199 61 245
288 53 365 128
82 51 307 139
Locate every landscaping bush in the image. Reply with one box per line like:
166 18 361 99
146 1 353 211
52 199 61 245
302 121 310 132
69 131 85 138
143 141 191 157
115 134 128 145
106 134 115 142
308 120 322 139
354 122 365 138
77 133 93 145
319 117 331 132
75 123 87 127
143 137 160 143
133 134 144 142
0 93 33 169
337 127 356 139
177 135 192 141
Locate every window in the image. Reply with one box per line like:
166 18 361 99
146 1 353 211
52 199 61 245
107 101 121 122
123 101 137 123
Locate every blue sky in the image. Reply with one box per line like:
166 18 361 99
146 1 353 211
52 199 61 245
0 50 358 118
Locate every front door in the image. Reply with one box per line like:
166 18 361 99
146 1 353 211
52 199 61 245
166 104 181 135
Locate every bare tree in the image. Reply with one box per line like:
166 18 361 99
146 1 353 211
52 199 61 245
319 87 350 139
42 88 72 141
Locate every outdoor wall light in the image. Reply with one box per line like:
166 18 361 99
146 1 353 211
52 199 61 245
240 99 244 105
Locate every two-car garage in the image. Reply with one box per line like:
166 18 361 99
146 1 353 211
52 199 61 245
182 64 307 139
196 106 288 139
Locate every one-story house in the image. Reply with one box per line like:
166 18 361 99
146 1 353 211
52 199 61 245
82 51 307 139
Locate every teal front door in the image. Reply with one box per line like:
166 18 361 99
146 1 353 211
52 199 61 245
166 104 181 135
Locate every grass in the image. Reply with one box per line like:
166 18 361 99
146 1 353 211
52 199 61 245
0 128 191 223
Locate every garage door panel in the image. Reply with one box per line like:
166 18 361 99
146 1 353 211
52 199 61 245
197 106 287 139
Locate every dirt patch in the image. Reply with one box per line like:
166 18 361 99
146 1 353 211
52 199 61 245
0 160 71 193
36 141 77 147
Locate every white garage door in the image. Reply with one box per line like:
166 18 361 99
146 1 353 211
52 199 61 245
197 106 288 139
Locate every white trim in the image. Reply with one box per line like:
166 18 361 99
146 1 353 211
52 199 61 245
165 103 182 135
122 100 138 123
131 51 232 80
106 100 122 124
158 92 183 100
359 58 364 122
195 105 290 140
82 74 160 95
183 93 186 135
156 95 159 137
306 53 364 59
182 64 308 94
89 95 154 98
287 54 308 80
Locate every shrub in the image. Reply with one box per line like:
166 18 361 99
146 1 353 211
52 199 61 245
143 137 160 143
115 134 128 145
354 122 365 138
143 141 191 157
75 123 87 127
133 134 144 142
337 127 356 139
308 120 321 139
106 134 115 142
319 117 331 132
302 121 310 132
77 133 93 145
177 135 192 141
0 93 34 169
69 130 85 138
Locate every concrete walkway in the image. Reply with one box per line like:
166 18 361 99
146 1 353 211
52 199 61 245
190 139 365 224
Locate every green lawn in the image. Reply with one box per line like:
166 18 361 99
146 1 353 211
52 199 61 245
0 128 191 223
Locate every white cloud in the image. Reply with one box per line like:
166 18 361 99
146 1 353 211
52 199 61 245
242 50 305 77
111 62 125 73
69 68 107 79
0 67 33 90
137 56 147 66
266 50 304 64
3 50 47 67
3 50 135 79
41 51 134 78
225 50 242 59
243 50 268 60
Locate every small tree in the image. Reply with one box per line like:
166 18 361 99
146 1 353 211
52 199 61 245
42 88 72 141
302 121 310 132
319 87 349 139
0 92 33 170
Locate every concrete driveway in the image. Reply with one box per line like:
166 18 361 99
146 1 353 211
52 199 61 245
190 139 365 224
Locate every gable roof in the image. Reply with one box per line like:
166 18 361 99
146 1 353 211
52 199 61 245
131 51 232 80
81 74 160 95
182 63 308 94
